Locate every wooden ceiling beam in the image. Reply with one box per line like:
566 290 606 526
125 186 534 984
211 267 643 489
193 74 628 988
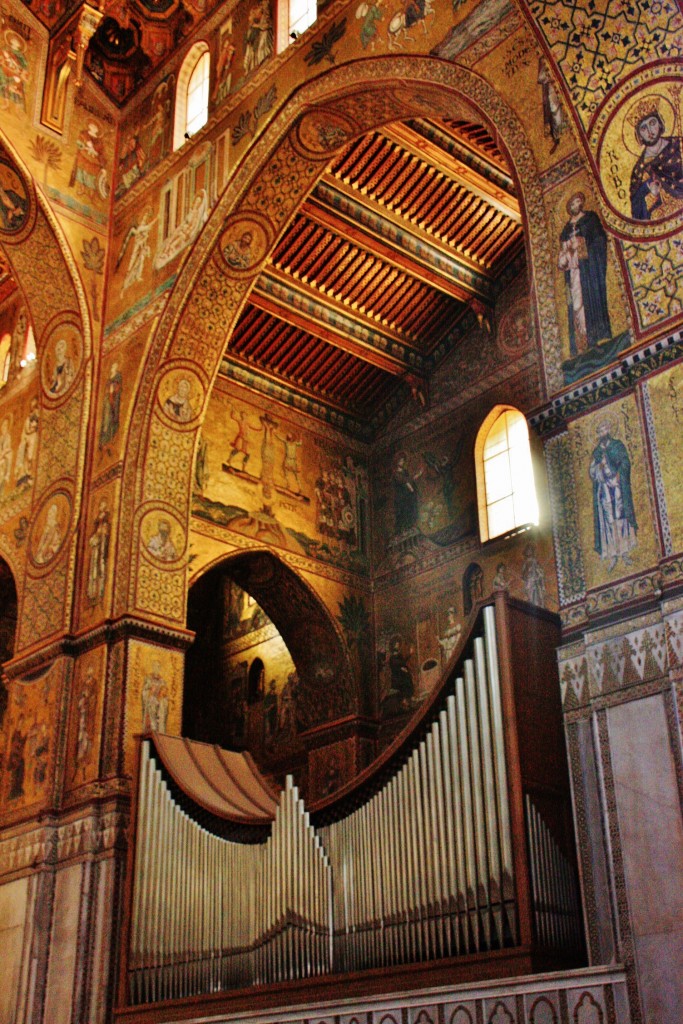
382 122 521 222
219 355 373 437
301 192 486 306
249 282 425 379
309 179 497 300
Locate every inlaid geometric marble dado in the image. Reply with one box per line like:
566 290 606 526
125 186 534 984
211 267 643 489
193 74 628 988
115 966 629 1024
558 603 683 709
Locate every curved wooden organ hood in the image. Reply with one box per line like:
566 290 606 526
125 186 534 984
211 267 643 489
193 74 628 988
118 594 584 1018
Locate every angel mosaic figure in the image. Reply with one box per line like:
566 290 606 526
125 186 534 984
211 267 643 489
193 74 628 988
118 211 157 292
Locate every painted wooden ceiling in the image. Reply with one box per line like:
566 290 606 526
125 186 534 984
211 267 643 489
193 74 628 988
220 118 525 438
20 0 224 104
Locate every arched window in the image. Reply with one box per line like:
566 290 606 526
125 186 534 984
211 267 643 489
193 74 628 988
0 333 11 386
173 43 210 151
18 323 36 369
248 658 265 705
475 406 538 542
289 0 317 39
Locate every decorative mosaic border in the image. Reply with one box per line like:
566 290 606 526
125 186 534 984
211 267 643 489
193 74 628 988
640 379 672 558
544 432 586 605
531 328 683 434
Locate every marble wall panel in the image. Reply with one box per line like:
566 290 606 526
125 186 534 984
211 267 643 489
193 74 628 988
572 718 616 964
607 694 683 1024
0 875 28 1024
43 861 82 1024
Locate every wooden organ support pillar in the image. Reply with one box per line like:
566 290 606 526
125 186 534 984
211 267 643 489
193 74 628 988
116 594 584 1019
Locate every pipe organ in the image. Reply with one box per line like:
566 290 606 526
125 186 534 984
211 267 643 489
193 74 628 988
121 596 583 1011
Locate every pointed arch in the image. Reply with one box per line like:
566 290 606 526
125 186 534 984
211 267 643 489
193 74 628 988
0 130 93 649
184 549 357 735
118 55 558 629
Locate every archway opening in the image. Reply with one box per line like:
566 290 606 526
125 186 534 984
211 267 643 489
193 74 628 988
184 551 355 790
0 557 17 729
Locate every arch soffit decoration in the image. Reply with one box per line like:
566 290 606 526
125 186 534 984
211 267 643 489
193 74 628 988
119 55 559 623
0 128 93 647
0 129 92 360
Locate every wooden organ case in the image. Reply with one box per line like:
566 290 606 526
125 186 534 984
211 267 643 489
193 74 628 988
116 594 584 1020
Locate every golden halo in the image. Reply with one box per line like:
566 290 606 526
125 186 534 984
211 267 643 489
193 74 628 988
4 30 25 51
621 91 677 157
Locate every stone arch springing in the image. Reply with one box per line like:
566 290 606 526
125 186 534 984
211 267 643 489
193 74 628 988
118 55 559 630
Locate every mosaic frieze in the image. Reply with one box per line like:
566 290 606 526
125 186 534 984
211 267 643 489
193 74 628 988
193 383 370 576
558 605 682 709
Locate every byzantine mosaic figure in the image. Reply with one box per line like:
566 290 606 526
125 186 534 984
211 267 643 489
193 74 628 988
589 419 637 572
558 193 611 357
35 500 63 564
70 121 107 199
99 362 122 451
14 397 38 487
0 158 28 232
146 517 178 561
141 660 169 732
163 377 195 422
521 543 546 606
0 417 11 495
48 336 74 395
628 96 683 222
86 499 111 606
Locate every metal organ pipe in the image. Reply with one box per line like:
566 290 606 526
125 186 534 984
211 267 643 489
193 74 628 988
127 607 580 1005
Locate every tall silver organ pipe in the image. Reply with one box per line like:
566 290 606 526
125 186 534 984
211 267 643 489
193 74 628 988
129 761 331 1003
124 598 583 1006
